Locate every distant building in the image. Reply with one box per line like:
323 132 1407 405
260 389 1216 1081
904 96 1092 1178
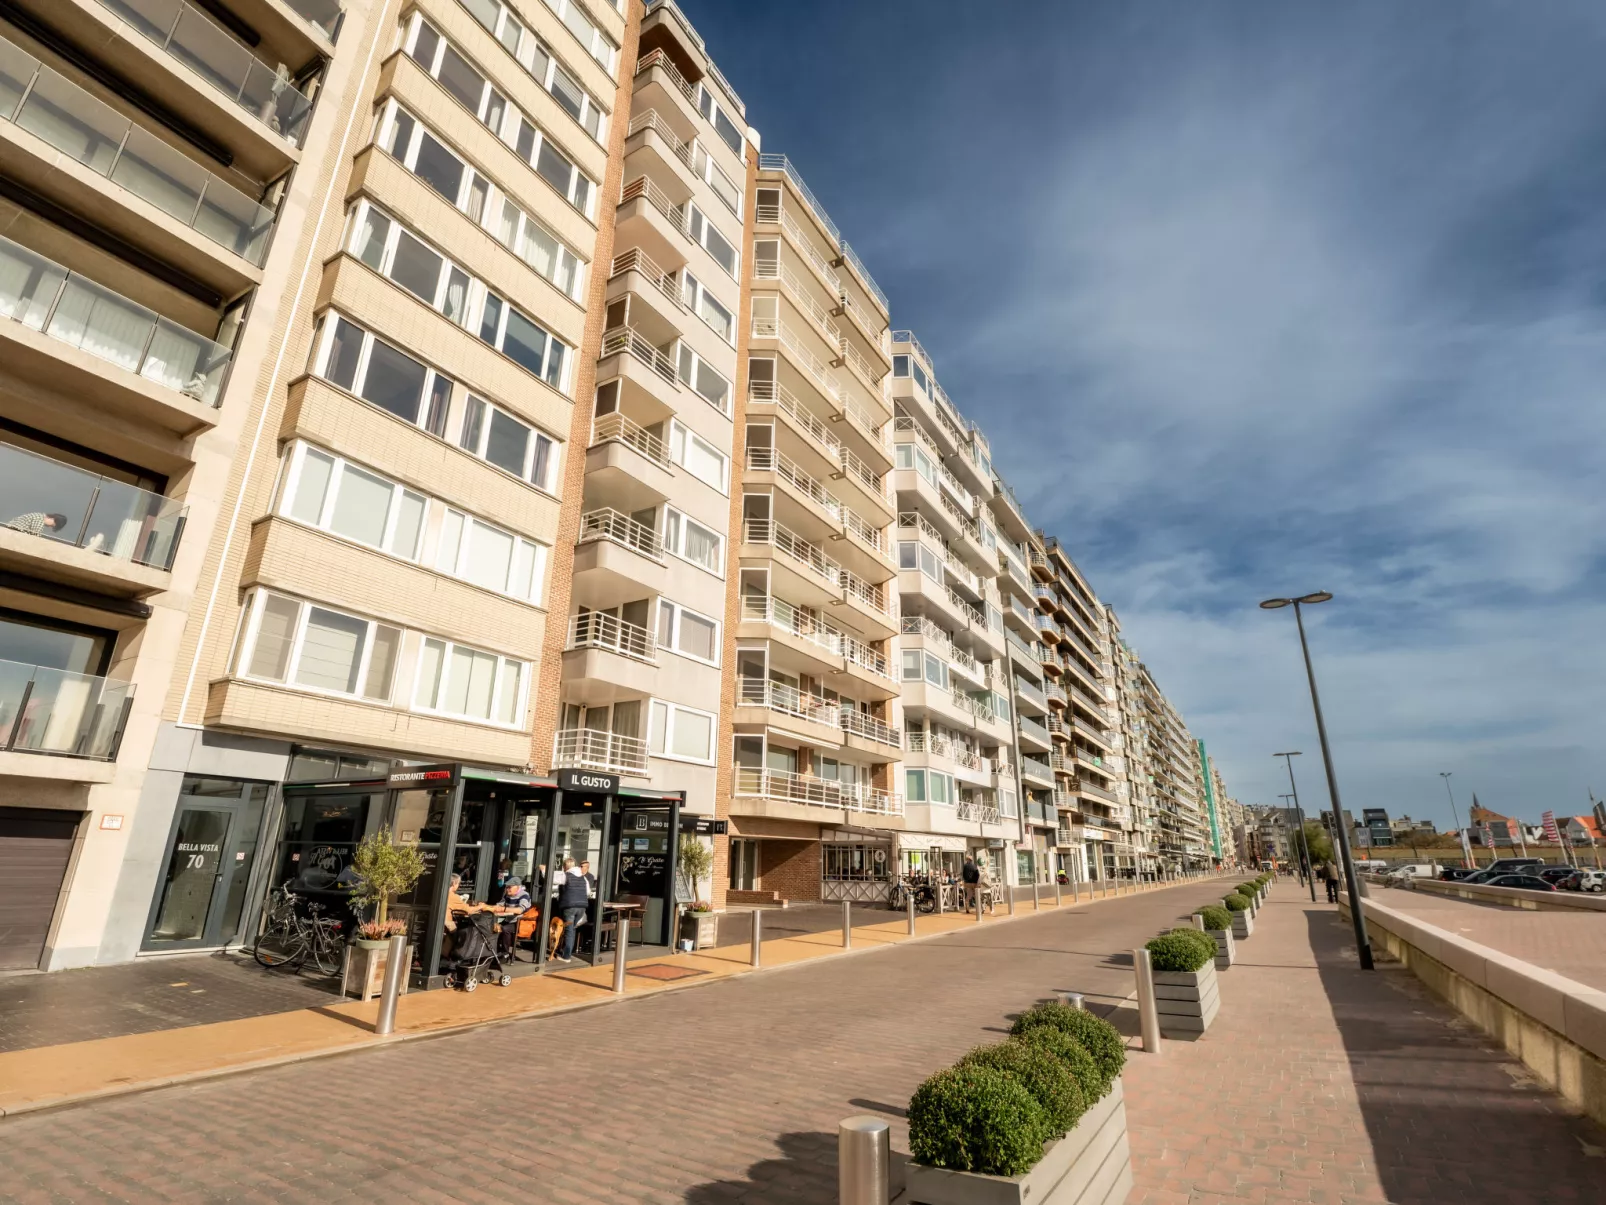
1361 808 1393 847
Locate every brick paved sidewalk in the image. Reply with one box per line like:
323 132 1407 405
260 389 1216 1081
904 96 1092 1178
1122 891 1606 1205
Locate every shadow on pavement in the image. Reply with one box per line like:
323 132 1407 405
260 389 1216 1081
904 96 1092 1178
1304 907 1606 1203
684 1130 885 1205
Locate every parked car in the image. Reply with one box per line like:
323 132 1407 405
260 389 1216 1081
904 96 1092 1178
1481 874 1553 891
1384 863 1437 885
1480 857 1545 875
1439 866 1477 881
1565 868 1606 893
1537 865 1577 887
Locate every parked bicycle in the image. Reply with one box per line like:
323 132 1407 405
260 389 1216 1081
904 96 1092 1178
253 881 346 975
890 876 938 914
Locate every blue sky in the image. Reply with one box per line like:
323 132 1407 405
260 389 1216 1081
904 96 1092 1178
681 0 1606 829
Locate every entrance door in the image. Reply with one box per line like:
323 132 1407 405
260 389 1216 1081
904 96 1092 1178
0 807 80 970
144 779 268 951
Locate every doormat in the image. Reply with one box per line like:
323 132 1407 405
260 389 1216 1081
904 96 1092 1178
627 963 709 982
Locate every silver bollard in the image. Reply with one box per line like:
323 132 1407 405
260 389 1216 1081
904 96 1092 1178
838 1115 891 1205
1191 913 1205 931
1032 880 1041 910
1061 991 1084 1010
612 914 630 994
751 908 763 967
1134 947 1162 1054
374 935 408 1035
842 898 852 948
1054 876 1062 907
906 893 916 935
975 887 984 924
1007 883 1015 915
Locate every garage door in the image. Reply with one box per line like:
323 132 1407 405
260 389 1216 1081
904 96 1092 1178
0 808 80 970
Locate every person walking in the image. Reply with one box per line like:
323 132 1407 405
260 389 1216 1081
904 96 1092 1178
1319 860 1339 903
554 858 590 962
961 856 981 910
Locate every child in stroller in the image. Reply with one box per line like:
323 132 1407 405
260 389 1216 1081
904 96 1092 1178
444 911 513 992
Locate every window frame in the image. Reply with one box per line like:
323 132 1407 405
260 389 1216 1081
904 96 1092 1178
676 344 732 416
435 505 550 604
680 269 736 346
457 394 562 493
311 311 453 437
655 598 721 667
661 506 725 576
686 202 739 279
235 589 402 704
412 635 530 728
668 418 729 493
695 83 744 158
647 698 717 764
279 442 428 562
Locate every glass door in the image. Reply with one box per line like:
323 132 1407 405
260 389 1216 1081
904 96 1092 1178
144 779 268 951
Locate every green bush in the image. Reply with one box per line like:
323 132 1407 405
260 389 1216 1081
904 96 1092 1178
1223 893 1250 912
1145 931 1214 973
1010 1002 1126 1088
1016 1025 1107 1106
907 1063 1049 1175
960 1040 1086 1136
1197 905 1233 931
1238 882 1259 898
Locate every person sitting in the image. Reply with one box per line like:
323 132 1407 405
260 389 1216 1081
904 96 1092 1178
7 511 67 539
442 872 493 937
492 877 531 958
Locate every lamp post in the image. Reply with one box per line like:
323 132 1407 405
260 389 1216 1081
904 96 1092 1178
1275 752 1317 902
1260 592 1372 970
1440 772 1468 868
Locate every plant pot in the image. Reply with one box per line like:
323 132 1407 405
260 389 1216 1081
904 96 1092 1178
679 910 718 951
342 940 411 1001
1209 927 1235 969
903 1078 1131 1205
1153 961 1219 1039
353 938 390 950
1231 909 1254 940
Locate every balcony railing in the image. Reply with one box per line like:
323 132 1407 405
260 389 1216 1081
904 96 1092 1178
842 507 885 557
634 47 695 102
1020 754 1053 782
590 411 668 467
0 38 276 264
566 611 654 662
619 174 687 237
0 233 233 406
835 334 882 388
734 764 901 816
1015 678 1047 710
0 659 133 760
753 256 841 343
840 634 889 680
599 324 677 385
284 0 342 38
552 727 649 776
839 706 899 748
958 799 1001 825
577 508 662 561
626 108 693 170
743 517 840 588
738 676 839 728
840 568 890 617
0 440 185 569
1072 716 1109 744
1077 778 1118 804
1045 681 1068 706
97 0 314 143
1018 714 1050 746
757 152 840 242
746 445 841 519
610 246 683 309
953 747 983 772
755 200 841 291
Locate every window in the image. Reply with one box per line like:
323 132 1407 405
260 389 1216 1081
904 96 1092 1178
457 0 609 141
680 270 734 344
406 16 508 135
381 105 469 209
435 508 548 603
897 541 943 584
676 345 731 415
929 771 952 805
893 354 909 377
923 652 948 691
458 396 559 491
905 768 926 802
895 440 939 489
314 314 452 436
669 420 728 491
696 83 743 156
656 599 719 664
686 204 738 278
477 290 569 388
901 649 921 681
1000 790 1019 819
692 144 742 218
415 637 527 725
282 445 426 560
520 117 594 214
489 194 584 299
648 700 715 762
663 507 723 574
239 591 400 703
348 201 470 324
540 0 618 71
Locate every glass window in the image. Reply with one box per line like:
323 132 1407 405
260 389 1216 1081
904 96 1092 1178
664 507 721 573
905 769 926 802
658 601 719 663
670 420 727 491
502 308 551 379
357 339 429 424
696 85 743 156
353 206 391 270
901 649 921 680
295 607 367 693
388 229 444 305
247 594 299 680
414 636 526 724
650 702 714 762
892 354 910 378
288 448 334 524
436 44 486 114
677 346 731 414
484 408 530 476
411 130 465 203
328 464 392 547
687 205 738 278
325 318 363 390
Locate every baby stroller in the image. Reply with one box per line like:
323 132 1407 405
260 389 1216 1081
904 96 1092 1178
446 912 512 992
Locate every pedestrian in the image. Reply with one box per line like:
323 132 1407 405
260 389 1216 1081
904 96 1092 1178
961 855 980 909
554 858 590 961
1319 860 1339 903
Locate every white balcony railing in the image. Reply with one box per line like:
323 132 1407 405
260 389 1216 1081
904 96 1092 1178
840 568 890 617
840 634 890 679
752 256 841 344
746 445 841 518
599 324 677 385
619 174 688 237
609 246 684 310
958 799 1001 825
552 727 649 775
737 676 840 728
626 108 694 170
590 410 668 467
743 517 840 588
577 508 662 560
840 706 900 748
734 764 901 816
566 611 655 662
634 47 695 102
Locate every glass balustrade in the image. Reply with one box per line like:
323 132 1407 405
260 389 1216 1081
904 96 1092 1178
0 658 132 759
0 440 184 569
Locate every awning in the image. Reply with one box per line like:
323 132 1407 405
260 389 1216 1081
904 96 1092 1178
895 832 968 854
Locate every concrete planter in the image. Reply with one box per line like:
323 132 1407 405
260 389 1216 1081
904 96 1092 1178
1208 927 1235 969
902 1078 1132 1205
1231 909 1254 940
1153 960 1219 1039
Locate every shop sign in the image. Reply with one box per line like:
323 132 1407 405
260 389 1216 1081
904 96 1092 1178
679 817 728 835
388 764 457 788
558 769 619 794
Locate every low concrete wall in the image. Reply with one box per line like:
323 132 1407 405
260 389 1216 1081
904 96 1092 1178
1340 894 1606 1128
1409 878 1606 913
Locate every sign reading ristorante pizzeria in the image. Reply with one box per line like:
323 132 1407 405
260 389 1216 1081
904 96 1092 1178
387 764 458 787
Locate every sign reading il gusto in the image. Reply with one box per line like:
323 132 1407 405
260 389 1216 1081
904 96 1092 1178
558 769 619 794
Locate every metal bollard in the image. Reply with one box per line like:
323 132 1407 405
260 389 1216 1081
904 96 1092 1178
907 894 917 935
1054 876 1062 906
1032 880 1041 910
838 1115 891 1205
842 899 852 948
751 908 763 967
612 915 630 994
935 882 944 915
1191 913 1205 930
975 888 984 924
1061 991 1084 1010
1134 947 1162 1054
1007 883 1015 915
374 935 408 1035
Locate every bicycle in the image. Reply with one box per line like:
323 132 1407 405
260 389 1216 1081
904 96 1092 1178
253 882 346 975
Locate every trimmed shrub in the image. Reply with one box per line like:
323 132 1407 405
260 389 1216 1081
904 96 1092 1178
1016 1025 1107 1106
1146 931 1214 973
1238 883 1259 898
1197 905 1233 931
1011 1001 1126 1088
908 1063 1048 1175
1223 893 1250 912
961 1040 1087 1136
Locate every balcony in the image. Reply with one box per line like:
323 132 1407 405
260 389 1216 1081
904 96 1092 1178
738 675 840 730
746 445 842 532
599 324 678 390
616 174 690 269
957 799 1001 826
587 411 671 512
1017 713 1051 752
734 765 901 817
839 706 900 750
552 727 649 776
566 611 654 663
609 247 685 324
0 233 232 412
1045 681 1067 708
0 37 276 277
1020 754 1054 788
1014 676 1047 713
578 507 662 561
0 659 133 761
625 107 696 190
743 517 840 601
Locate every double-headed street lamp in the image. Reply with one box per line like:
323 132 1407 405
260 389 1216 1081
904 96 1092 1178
1275 751 1317 902
1260 591 1373 970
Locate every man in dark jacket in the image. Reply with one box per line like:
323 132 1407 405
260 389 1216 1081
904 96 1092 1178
1319 861 1339 903
555 858 590 961
961 857 981 909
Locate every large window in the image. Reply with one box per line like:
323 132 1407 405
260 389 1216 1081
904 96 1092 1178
897 540 944 585
435 507 548 603
656 599 719 665
676 345 731 415
314 314 453 435
282 445 426 560
488 192 584 299
680 270 734 345
538 0 618 72
648 699 715 763
892 353 931 396
380 105 470 210
663 507 722 574
239 591 401 702
457 0 608 141
477 292 567 388
686 204 738 278
899 649 948 691
692 144 742 218
895 440 939 489
459 395 559 492
696 83 743 157
414 637 526 725
669 419 728 492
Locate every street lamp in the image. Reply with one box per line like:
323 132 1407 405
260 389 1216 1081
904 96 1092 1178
1275 749 1317 903
1260 592 1373 969
1440 772 1468 868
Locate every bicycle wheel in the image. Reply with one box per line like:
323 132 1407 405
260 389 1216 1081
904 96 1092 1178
254 926 306 968
308 926 345 976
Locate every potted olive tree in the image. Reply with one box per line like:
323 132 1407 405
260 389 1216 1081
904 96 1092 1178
676 834 717 951
1146 929 1219 1039
344 829 425 999
905 1002 1132 1205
